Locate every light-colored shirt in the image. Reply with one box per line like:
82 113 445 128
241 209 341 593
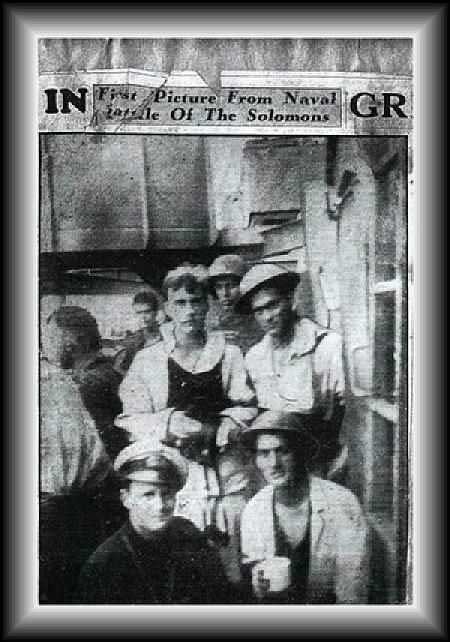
117 325 258 528
245 318 345 417
241 476 369 604
119 323 257 436
40 361 111 495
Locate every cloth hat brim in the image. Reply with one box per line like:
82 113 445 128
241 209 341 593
240 410 319 461
236 271 300 315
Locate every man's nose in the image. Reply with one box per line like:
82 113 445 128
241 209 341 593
267 450 278 467
153 492 165 511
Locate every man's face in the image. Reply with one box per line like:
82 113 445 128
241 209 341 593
43 319 79 368
133 302 158 331
121 478 177 537
255 432 297 488
250 287 292 339
213 276 241 311
165 286 208 336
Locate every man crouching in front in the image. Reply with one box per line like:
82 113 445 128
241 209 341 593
74 439 234 604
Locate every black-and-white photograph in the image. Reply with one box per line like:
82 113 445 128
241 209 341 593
39 132 408 605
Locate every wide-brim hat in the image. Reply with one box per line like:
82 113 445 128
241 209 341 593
209 255 246 282
236 263 300 314
240 410 319 460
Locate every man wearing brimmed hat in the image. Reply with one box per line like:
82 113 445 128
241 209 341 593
75 438 234 604
208 254 263 354
237 263 346 478
240 411 369 604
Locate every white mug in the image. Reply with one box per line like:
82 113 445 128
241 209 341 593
252 556 291 594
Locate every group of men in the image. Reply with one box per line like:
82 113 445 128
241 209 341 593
40 255 368 605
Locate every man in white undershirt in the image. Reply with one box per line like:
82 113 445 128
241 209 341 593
240 411 369 604
117 264 257 588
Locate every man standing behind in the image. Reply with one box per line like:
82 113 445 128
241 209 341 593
208 254 263 355
237 264 346 477
114 289 162 376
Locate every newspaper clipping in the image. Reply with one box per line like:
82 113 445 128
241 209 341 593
39 38 412 606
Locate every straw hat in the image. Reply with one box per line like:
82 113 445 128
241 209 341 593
241 410 319 460
236 264 300 314
209 254 246 281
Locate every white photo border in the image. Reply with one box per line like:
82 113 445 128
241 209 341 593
5 5 445 637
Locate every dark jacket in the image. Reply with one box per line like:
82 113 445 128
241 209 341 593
72 353 124 459
74 518 237 604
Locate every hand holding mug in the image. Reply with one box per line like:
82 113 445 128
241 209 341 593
251 557 291 598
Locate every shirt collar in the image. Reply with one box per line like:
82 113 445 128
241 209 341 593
160 321 226 372
263 318 328 361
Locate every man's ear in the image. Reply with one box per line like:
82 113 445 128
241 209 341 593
120 488 131 511
164 301 172 320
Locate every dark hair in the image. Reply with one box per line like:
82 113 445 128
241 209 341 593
132 289 159 309
47 306 101 352
161 264 209 300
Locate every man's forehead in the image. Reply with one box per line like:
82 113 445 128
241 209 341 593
128 475 172 489
214 276 240 286
251 287 283 309
256 432 289 450
133 302 154 311
167 286 204 300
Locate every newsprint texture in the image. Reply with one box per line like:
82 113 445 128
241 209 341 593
39 38 412 606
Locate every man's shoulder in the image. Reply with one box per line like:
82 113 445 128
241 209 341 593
242 484 273 517
130 338 167 363
297 318 342 349
85 524 132 564
167 517 210 550
117 329 144 353
311 476 363 515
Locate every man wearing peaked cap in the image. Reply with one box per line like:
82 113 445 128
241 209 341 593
208 254 264 355
238 263 346 480
118 263 258 588
74 439 235 604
